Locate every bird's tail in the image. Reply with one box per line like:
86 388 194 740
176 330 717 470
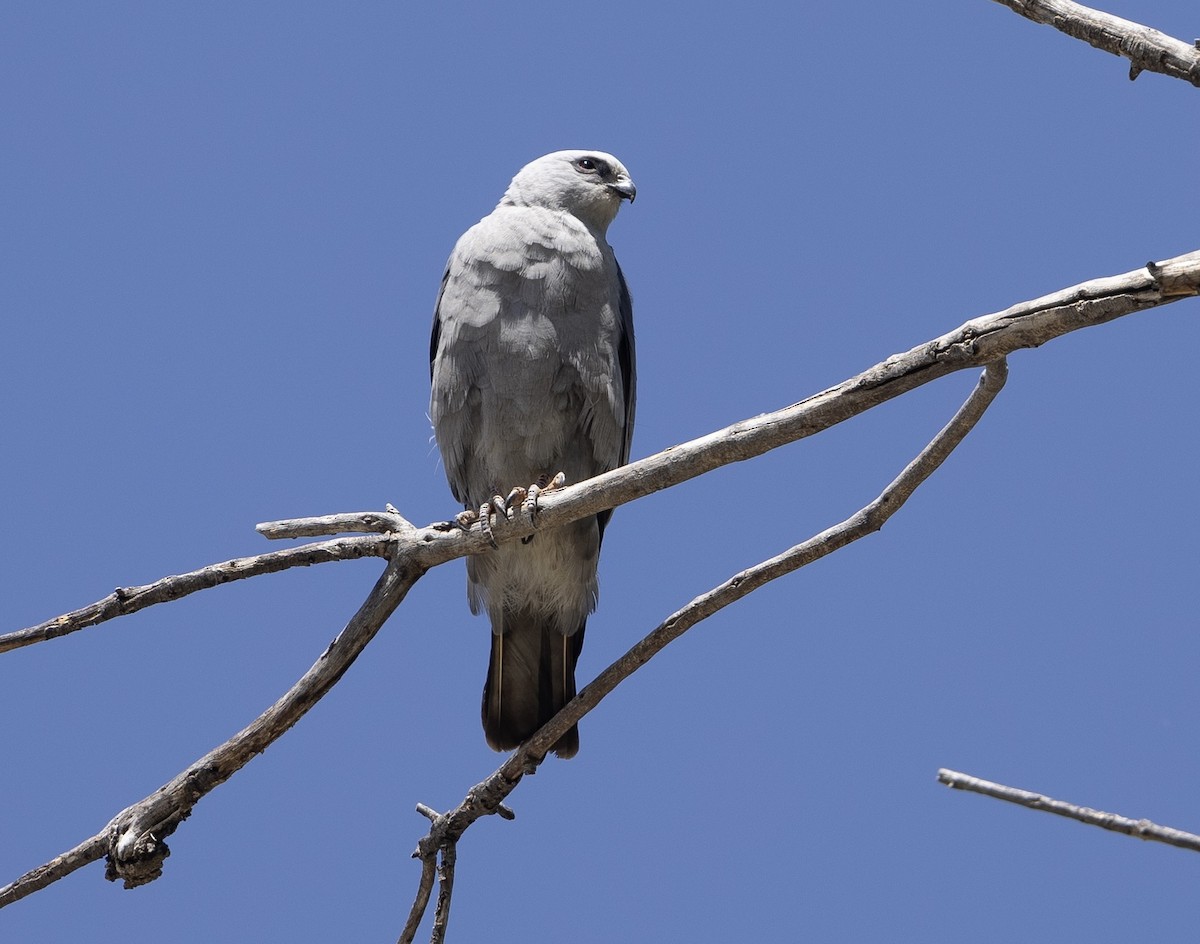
482 611 585 759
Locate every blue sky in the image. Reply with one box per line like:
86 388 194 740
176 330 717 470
3 1 1198 941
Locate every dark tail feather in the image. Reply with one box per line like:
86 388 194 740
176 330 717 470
482 611 585 759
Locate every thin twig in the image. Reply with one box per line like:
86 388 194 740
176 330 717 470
397 854 437 944
256 510 417 541
400 361 1010 929
989 0 1200 87
0 536 391 654
0 550 420 908
400 805 447 944
0 834 110 909
430 843 456 944
938 768 1200 853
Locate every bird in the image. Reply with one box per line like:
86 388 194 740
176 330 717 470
429 150 637 758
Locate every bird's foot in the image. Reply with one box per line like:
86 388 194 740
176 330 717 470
433 504 499 547
431 515 464 533
453 507 480 530
437 475 564 545
521 472 566 541
476 487 536 547
477 499 509 548
498 486 527 519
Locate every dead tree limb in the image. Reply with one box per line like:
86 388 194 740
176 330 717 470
938 768 1200 853
8 251 1198 663
0 536 392 655
990 0 1200 85
4 250 1197 911
266 251 1200 552
0 549 419 906
399 360 1009 939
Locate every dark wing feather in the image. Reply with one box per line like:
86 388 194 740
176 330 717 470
429 266 451 381
615 261 636 466
598 260 636 543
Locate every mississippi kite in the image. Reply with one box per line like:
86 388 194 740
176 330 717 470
429 150 637 758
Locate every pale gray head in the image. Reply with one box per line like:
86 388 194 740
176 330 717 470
500 150 636 234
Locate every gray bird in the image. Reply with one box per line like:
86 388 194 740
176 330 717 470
429 150 637 758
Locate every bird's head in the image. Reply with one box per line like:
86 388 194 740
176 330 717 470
501 150 636 233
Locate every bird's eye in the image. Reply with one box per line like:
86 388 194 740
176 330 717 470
574 157 598 172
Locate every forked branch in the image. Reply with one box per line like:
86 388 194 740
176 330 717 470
4 249 1197 913
0 550 419 907
399 361 1009 941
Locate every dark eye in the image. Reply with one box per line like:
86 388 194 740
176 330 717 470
574 157 599 173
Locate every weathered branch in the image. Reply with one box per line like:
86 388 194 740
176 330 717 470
431 843 456 944
0 536 392 655
938 768 1200 853
267 251 1200 555
399 361 1008 938
12 253 1198 658
519 360 1009 761
397 841 437 944
0 835 110 910
5 249 1197 911
255 509 417 541
990 0 1200 86
0 549 420 907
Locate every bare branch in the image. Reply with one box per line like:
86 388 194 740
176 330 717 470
397 853 437 944
0 536 391 655
255 252 1200 593
400 806 456 944
938 768 1200 853
12 253 1197 659
990 0 1200 86
492 252 1199 548
398 360 1009 937
0 549 420 907
256 510 417 541
6 248 1197 912
431 844 456 944
520 361 1009 760
0 834 110 910
255 255 1199 584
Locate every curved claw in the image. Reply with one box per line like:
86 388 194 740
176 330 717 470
522 471 567 527
503 486 528 518
453 505 499 548
453 508 478 530
478 502 499 548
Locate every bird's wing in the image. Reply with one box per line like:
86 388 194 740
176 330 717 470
596 259 635 542
615 258 636 468
428 266 449 383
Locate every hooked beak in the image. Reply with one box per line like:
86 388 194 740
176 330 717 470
608 177 637 203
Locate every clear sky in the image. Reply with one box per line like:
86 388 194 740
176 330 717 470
3 2 1199 941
